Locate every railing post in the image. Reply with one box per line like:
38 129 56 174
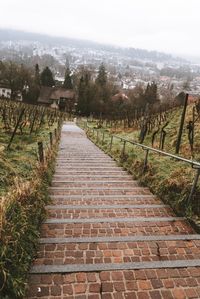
49 132 53 148
143 149 149 173
187 168 200 204
38 142 44 163
97 130 99 142
102 131 105 144
110 136 113 151
121 140 126 157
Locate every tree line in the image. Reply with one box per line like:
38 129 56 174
0 61 74 103
0 60 186 117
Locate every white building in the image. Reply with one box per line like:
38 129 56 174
0 86 11 98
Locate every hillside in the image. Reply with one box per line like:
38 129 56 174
0 28 185 63
0 98 66 297
85 104 200 224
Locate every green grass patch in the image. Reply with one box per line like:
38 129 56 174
84 107 200 223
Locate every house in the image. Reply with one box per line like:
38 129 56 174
0 85 11 99
0 84 23 101
38 86 76 111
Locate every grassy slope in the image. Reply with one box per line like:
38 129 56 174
0 120 57 196
86 104 200 223
0 113 59 298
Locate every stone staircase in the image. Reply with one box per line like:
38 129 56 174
26 123 200 299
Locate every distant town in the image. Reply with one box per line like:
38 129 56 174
0 29 200 102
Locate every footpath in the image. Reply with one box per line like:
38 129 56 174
26 123 200 299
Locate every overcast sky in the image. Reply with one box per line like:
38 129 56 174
1 0 200 58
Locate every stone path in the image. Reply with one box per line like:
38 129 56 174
26 123 200 299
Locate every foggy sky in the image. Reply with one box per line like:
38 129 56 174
1 0 200 58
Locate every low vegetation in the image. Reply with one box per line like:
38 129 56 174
83 104 200 226
0 99 65 298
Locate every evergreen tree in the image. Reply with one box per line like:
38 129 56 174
34 63 40 86
77 73 93 116
40 66 55 87
144 81 158 105
63 67 73 89
96 63 107 87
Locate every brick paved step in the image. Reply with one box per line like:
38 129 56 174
26 268 200 299
57 156 111 159
56 163 117 168
32 239 200 267
50 198 160 206
56 158 113 162
56 161 116 165
46 207 174 219
55 167 124 171
52 175 133 181
40 220 193 238
50 194 155 200
49 188 152 196
46 204 166 209
58 154 109 159
51 181 138 187
58 155 110 158
53 171 128 176
44 216 184 225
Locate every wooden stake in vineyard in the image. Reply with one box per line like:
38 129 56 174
175 93 188 154
7 108 25 150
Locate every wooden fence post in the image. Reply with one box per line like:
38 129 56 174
121 140 126 157
38 142 44 163
102 132 105 144
110 136 113 151
49 132 53 148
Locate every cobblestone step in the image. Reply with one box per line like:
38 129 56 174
51 181 138 187
26 268 200 299
44 216 184 224
50 194 156 199
46 204 167 209
46 207 173 219
41 220 193 238
32 239 200 267
52 175 134 181
56 160 117 167
50 198 160 206
49 188 151 196
54 170 127 175
56 158 114 162
55 165 124 174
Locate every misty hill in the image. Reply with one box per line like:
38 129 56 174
0 29 185 63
